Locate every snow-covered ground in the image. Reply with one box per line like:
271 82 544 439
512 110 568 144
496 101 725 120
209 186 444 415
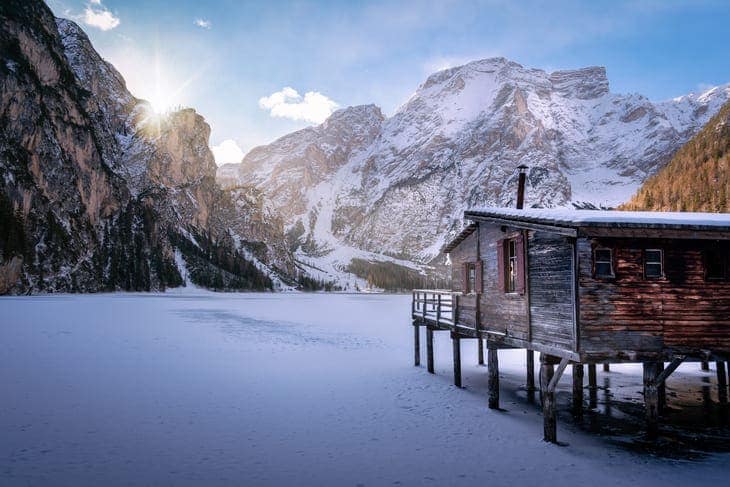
1 292 729 486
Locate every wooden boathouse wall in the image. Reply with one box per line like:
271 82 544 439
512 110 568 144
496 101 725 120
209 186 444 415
578 238 730 359
449 224 576 356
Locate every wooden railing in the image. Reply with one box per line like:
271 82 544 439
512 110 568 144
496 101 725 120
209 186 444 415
412 289 457 328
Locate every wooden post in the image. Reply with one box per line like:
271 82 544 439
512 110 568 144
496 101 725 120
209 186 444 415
478 339 485 365
488 346 499 409
452 333 462 388
413 324 420 366
717 361 728 404
572 363 584 418
526 350 535 392
588 364 597 407
603 363 610 372
643 361 660 437
540 354 556 442
426 327 434 374
701 361 710 371
657 362 666 413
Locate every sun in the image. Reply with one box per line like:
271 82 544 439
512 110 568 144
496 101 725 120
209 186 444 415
148 91 173 114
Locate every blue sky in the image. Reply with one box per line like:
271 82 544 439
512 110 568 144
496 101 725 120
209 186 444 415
48 0 730 164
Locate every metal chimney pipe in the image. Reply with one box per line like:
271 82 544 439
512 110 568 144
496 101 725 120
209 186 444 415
516 165 528 209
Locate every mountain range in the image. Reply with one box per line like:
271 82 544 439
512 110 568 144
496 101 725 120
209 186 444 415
0 0 294 294
220 58 730 286
1 0 728 294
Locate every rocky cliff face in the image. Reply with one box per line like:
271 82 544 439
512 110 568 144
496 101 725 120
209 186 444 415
0 0 294 294
224 57 730 283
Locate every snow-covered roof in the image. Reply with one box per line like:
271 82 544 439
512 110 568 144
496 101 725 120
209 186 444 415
464 207 730 231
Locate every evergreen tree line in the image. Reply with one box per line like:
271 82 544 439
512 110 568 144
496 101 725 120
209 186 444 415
0 192 27 262
96 202 183 292
622 100 730 212
170 229 273 291
295 271 338 292
347 258 450 292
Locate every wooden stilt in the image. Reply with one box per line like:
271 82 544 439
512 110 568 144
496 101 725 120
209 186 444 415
526 350 535 392
572 363 584 418
588 364 597 407
478 339 484 366
603 363 610 372
488 346 499 409
413 324 420 366
657 362 666 413
701 361 710 371
540 353 557 442
717 361 728 404
426 327 434 374
452 333 462 388
643 361 660 437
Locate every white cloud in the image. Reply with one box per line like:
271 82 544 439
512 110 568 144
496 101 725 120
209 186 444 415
211 139 245 166
259 87 338 124
83 4 120 31
194 18 212 29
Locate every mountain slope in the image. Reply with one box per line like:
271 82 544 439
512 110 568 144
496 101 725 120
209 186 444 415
622 98 730 212
222 58 730 283
0 0 294 294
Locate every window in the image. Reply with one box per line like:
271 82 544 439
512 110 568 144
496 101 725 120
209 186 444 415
498 235 524 294
507 239 517 292
644 249 663 278
467 263 476 293
705 248 728 280
593 248 613 278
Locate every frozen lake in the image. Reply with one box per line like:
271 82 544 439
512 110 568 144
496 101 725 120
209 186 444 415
1 292 729 486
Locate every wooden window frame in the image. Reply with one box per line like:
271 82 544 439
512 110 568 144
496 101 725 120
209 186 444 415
462 260 483 295
593 247 614 279
643 248 664 280
498 233 525 295
466 262 476 294
506 239 517 293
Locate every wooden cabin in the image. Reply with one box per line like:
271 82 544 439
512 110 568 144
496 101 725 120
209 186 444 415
412 207 730 442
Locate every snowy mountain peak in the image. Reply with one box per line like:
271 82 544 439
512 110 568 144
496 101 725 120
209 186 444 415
220 56 730 286
549 66 609 99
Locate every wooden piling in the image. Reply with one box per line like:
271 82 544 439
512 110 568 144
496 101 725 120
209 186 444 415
588 364 597 407
643 361 660 437
657 362 666 413
717 361 728 404
603 363 610 372
478 339 484 366
452 333 462 388
540 355 556 442
526 350 535 392
413 324 420 366
488 346 499 409
702 361 710 371
572 363 584 418
426 327 434 374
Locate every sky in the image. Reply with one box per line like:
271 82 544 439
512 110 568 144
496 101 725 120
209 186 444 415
47 0 730 165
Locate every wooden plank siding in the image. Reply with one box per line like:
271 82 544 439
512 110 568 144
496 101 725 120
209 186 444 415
478 224 529 339
528 231 576 352
449 230 478 328
578 238 730 357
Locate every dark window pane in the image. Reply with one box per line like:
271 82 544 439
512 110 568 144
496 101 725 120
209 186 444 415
645 250 662 263
706 250 725 279
595 249 611 262
595 262 612 277
645 263 662 278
